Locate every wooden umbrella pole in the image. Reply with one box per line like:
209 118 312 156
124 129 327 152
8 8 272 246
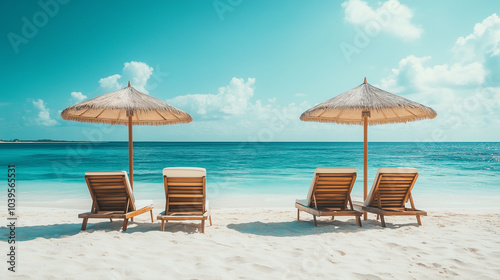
128 115 134 189
363 113 369 220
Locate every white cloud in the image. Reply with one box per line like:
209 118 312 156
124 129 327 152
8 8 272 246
98 61 154 93
168 77 256 117
166 77 311 141
70 92 87 103
380 55 486 92
378 14 500 141
99 74 122 91
32 99 58 126
381 14 500 93
122 61 153 93
452 13 500 84
453 13 500 62
341 0 423 40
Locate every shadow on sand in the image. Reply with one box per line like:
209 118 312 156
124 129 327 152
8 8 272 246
227 217 420 237
1 217 419 241
1 220 207 241
1 223 83 241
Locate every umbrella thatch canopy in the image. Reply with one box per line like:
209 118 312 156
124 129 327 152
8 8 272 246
61 81 192 126
61 81 192 188
300 78 436 219
300 78 436 125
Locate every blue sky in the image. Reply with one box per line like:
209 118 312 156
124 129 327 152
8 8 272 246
1 0 499 141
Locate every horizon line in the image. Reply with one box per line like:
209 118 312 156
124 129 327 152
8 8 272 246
1 140 499 143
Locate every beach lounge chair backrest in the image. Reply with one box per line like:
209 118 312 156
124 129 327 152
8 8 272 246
306 167 357 210
84 171 136 213
163 167 206 215
364 168 418 210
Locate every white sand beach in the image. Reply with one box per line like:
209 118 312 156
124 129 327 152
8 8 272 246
3 202 500 279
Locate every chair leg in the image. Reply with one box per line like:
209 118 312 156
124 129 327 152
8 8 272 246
331 216 335 220
122 219 129 231
380 215 386 227
364 212 367 221
376 214 380 220
110 218 113 222
313 215 317 227
297 209 300 220
209 215 212 226
201 219 205 233
81 218 88 230
416 215 422 226
150 210 154 223
161 220 165 231
131 217 134 222
356 216 362 227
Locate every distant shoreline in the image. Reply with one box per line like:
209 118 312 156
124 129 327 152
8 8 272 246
0 140 498 144
0 140 90 143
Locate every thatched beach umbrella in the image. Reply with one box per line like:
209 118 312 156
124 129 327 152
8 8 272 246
61 81 192 188
300 78 436 218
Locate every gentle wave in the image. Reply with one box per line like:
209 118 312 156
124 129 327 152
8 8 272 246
1 142 499 201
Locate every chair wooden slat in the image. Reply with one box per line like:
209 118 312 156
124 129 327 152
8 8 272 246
79 172 154 231
158 171 212 233
295 169 362 227
354 169 426 227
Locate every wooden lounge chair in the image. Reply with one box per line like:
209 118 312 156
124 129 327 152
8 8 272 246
353 168 427 227
78 171 154 231
295 167 362 227
157 167 212 233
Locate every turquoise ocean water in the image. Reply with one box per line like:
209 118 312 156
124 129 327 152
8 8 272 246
1 142 499 207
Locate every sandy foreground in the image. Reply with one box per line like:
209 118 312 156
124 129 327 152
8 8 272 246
1 204 500 279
